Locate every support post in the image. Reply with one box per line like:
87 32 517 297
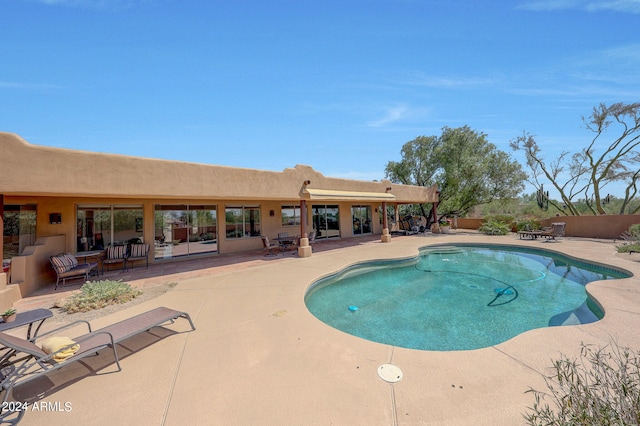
381 201 391 243
297 200 312 258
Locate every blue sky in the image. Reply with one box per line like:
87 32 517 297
2 0 639 196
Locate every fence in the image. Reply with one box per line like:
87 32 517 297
455 215 640 240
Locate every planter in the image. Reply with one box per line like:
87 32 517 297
2 313 16 323
440 226 451 234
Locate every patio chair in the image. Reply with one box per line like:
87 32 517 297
308 230 317 244
541 222 566 241
0 307 195 405
49 253 98 290
103 244 127 273
127 243 150 269
261 236 280 256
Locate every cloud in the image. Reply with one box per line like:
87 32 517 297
404 72 499 89
518 0 640 14
0 81 63 90
367 105 410 127
23 0 139 9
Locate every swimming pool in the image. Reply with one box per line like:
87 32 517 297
304 244 632 351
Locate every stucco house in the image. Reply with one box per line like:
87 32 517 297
0 132 438 307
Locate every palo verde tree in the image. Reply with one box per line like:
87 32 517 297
385 126 526 220
510 102 640 215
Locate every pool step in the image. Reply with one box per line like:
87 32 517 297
548 301 600 326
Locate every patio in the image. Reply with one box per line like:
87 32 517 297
4 232 640 425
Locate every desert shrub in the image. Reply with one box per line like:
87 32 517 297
617 243 640 254
524 342 640 426
63 280 142 313
478 220 511 235
484 214 515 225
616 224 640 253
516 218 542 232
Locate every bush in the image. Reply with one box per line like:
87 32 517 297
616 224 640 253
484 214 515 226
524 342 640 425
617 243 640 254
478 220 511 235
63 280 142 313
516 218 542 232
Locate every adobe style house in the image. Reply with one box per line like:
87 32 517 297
0 132 438 306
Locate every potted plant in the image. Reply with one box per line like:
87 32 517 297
2 308 17 323
439 219 451 234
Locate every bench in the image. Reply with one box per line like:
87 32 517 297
49 253 98 290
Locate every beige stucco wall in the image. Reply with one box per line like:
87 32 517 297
1 132 437 203
1 132 437 262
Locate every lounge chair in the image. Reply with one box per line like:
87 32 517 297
0 307 195 405
261 236 280 256
541 222 566 241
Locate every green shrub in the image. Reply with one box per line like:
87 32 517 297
616 224 640 253
484 214 515 225
63 280 142 313
516 219 542 232
617 243 640 254
524 342 640 425
478 220 511 235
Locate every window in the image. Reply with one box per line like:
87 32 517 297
154 205 217 259
281 205 301 227
77 205 143 251
225 206 260 239
2 204 37 259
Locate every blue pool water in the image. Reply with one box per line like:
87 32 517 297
305 244 631 351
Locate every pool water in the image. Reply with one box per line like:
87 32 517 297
305 245 631 351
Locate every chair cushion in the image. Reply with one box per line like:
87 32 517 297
106 245 127 260
51 254 77 273
129 243 148 258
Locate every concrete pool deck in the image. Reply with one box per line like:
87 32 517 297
5 232 640 425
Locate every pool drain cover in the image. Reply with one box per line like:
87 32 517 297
377 364 403 383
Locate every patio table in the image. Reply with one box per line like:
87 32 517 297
517 230 543 239
274 236 298 254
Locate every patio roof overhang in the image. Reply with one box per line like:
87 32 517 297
302 188 396 202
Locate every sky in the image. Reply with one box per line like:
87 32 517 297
2 0 639 197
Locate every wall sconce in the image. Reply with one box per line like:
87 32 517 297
49 213 62 224
303 180 311 186
269 210 275 217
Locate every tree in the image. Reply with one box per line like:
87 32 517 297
385 126 526 220
510 102 640 215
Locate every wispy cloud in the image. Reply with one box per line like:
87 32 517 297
23 0 139 9
367 104 410 127
0 80 64 90
518 0 640 14
403 72 499 89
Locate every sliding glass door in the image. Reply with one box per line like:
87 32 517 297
312 205 340 239
154 205 217 259
351 205 372 235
